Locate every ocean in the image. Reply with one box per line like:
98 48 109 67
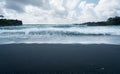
0 24 120 45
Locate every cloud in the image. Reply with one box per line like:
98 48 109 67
79 1 98 22
65 0 80 10
1 0 120 24
5 0 51 12
95 0 120 19
79 0 120 22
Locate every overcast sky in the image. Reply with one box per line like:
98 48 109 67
0 0 120 24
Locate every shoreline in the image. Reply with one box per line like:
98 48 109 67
0 44 120 73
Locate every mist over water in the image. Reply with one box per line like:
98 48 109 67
0 24 120 45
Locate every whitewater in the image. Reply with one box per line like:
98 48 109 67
0 24 120 45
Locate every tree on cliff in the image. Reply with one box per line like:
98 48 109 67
0 15 4 19
106 16 120 25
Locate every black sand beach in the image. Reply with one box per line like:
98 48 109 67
0 44 120 73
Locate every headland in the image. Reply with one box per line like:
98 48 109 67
75 16 120 26
0 19 22 26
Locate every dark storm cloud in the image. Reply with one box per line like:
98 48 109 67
0 9 3 14
53 10 68 18
5 0 50 12
0 0 4 14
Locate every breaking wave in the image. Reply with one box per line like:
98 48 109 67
0 24 120 45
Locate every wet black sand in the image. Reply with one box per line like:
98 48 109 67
0 44 120 73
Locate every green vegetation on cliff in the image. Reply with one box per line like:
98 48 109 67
76 16 120 26
0 15 22 26
0 19 22 26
